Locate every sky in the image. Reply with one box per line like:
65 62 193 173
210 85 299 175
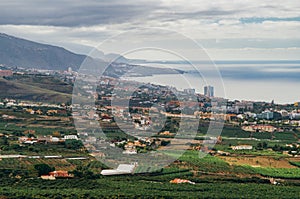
0 0 299 60
0 0 299 103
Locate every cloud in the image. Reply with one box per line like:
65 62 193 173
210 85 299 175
0 0 162 27
205 47 300 60
199 39 300 49
1 0 299 27
0 0 299 60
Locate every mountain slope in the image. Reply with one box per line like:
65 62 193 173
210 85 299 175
0 33 184 77
0 33 89 70
0 77 71 103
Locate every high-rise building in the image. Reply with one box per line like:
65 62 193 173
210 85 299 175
68 67 72 73
204 85 214 97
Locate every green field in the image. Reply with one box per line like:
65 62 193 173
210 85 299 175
0 177 299 199
0 77 300 198
198 122 300 142
247 167 300 178
0 76 72 103
289 161 300 168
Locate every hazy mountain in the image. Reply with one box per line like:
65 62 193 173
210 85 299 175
0 33 181 77
0 33 97 70
103 53 128 63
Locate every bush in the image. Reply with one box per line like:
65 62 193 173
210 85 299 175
64 139 83 150
34 164 55 176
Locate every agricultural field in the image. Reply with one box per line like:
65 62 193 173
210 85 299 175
290 161 300 168
0 75 72 103
0 103 300 198
219 155 299 168
199 123 300 143
0 177 300 198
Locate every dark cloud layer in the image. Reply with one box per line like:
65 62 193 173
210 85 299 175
1 0 299 30
0 0 162 26
0 0 247 27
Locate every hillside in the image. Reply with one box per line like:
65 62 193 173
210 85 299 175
0 76 71 103
0 33 91 70
0 33 182 77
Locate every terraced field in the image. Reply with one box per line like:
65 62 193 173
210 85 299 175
219 155 299 168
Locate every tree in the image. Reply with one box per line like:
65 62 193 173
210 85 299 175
71 165 98 179
1 136 9 146
262 141 268 149
53 131 61 137
161 140 171 146
257 142 268 150
65 139 84 150
257 142 263 150
34 164 55 176
272 144 282 151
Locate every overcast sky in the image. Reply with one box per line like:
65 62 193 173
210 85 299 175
0 0 299 60
1 0 300 102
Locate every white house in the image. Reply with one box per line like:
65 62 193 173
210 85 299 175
64 135 78 140
231 145 253 150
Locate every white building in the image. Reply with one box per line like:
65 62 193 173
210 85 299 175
64 135 79 140
101 163 138 176
231 145 253 150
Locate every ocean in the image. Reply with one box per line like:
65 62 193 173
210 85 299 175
122 61 300 104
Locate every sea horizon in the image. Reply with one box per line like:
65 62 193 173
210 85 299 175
123 60 300 104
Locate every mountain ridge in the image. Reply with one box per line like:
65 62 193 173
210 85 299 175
0 33 183 77
0 33 92 70
0 33 131 70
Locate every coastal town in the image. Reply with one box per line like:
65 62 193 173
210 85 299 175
1 66 300 183
1 52 300 198
1 0 300 197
